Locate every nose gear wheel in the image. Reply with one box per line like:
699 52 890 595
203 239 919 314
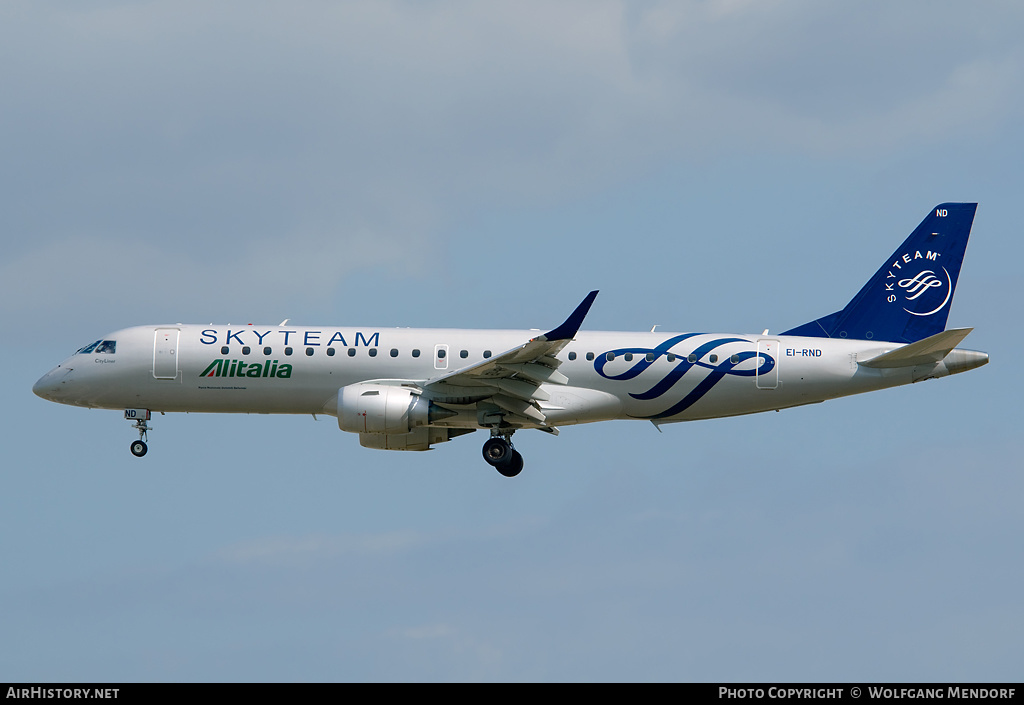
127 413 151 458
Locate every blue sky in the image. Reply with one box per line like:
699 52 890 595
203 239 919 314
2 1 1021 681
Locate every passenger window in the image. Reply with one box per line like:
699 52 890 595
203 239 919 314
437 349 446 359
687 354 697 363
568 352 577 361
348 348 356 357
606 352 615 362
285 347 293 356
667 354 676 362
730 354 739 364
586 352 594 361
305 348 314 356
710 354 718 363
624 353 633 362
369 348 378 357
242 346 251 355
221 346 229 355
412 349 421 358
327 348 336 357
460 350 468 359
646 353 655 362
483 350 492 358
390 349 399 357
264 347 272 356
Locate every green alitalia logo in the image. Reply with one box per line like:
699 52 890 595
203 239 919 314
200 359 293 379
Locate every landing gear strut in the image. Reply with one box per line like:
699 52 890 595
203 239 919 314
125 409 151 458
482 432 524 477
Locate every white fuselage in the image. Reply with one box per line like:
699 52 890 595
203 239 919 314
33 323 982 428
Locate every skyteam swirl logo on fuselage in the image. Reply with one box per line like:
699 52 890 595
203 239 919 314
594 334 775 419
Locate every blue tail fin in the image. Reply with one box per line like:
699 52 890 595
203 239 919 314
783 203 977 344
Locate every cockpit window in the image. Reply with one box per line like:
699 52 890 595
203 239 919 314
77 340 116 355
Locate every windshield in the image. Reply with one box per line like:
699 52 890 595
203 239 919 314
76 340 116 355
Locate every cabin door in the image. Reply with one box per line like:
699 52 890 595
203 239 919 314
153 328 180 380
755 339 779 390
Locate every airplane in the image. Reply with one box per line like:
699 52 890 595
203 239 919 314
33 203 988 477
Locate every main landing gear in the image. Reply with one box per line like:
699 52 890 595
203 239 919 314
125 409 151 457
482 432 524 478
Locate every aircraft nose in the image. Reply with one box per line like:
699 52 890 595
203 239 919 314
33 366 72 402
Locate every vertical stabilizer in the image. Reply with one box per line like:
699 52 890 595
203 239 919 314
783 203 977 343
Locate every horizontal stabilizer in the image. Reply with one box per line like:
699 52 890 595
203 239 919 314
859 328 973 369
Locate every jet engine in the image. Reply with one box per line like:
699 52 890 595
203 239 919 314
337 383 453 435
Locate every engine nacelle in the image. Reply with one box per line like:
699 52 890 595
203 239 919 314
338 383 429 435
359 427 447 451
358 427 474 451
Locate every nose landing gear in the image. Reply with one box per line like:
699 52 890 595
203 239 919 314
482 433 524 477
125 409 151 457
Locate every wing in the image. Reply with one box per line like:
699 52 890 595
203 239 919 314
422 291 599 430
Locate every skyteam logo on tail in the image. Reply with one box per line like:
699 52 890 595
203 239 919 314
900 270 943 300
885 250 952 317
782 203 975 344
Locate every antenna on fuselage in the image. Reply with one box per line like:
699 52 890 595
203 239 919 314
280 319 290 326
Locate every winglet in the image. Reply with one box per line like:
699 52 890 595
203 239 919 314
541 290 599 341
